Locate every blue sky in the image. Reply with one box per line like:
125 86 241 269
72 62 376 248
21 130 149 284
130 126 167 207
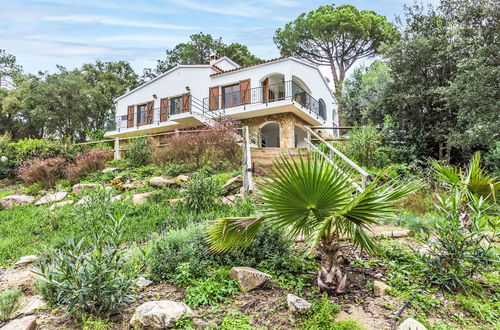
1 0 438 75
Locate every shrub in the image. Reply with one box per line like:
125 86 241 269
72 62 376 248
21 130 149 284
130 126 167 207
35 214 137 316
0 134 17 178
126 138 151 167
162 163 187 177
14 138 79 162
345 124 387 169
300 294 341 330
183 268 239 307
184 172 222 213
421 194 499 292
0 287 22 321
151 119 241 170
17 157 66 188
65 148 113 183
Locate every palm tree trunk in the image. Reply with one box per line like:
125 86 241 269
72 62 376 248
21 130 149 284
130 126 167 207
316 237 347 293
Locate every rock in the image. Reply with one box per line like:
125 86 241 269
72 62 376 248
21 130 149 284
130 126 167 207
221 175 243 195
287 294 311 312
72 183 99 194
149 177 179 188
129 300 193 329
0 268 39 292
1 315 37 330
14 255 38 267
35 192 68 206
373 272 383 279
373 281 391 296
111 194 123 202
132 192 153 205
135 277 153 288
122 182 143 190
374 230 411 238
48 200 74 210
176 175 189 182
76 196 90 206
398 317 427 330
221 194 241 206
0 195 35 209
229 267 272 292
18 295 45 314
102 167 119 173
168 198 185 206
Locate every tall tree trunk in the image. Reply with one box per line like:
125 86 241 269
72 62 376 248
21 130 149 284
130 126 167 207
316 236 347 293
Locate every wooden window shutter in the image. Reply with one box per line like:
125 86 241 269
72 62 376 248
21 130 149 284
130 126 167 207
127 105 134 128
262 78 269 103
146 101 154 124
239 79 251 104
209 86 219 110
160 97 168 122
182 93 190 113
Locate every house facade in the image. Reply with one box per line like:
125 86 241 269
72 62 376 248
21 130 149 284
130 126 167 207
105 56 338 148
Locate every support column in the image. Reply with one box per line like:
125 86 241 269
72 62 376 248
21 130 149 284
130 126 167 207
114 138 121 160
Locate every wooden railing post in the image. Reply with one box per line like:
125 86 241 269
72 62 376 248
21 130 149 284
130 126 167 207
114 138 121 160
242 126 254 196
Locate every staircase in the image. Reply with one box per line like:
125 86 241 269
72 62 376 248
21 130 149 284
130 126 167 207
190 95 223 126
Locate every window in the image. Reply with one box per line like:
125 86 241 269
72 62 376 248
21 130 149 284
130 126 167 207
319 99 326 120
136 104 147 125
170 96 182 115
222 84 240 108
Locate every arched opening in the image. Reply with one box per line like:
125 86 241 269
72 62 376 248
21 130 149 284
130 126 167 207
260 73 285 103
291 76 313 109
318 99 326 120
294 125 307 148
260 122 280 147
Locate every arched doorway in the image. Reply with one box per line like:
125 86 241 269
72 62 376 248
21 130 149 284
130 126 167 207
294 125 307 148
260 74 285 103
318 99 326 120
260 122 280 147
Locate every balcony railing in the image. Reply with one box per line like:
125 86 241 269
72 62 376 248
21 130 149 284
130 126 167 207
202 81 326 121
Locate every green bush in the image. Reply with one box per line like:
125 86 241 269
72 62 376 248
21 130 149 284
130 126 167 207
35 214 137 316
184 172 221 213
126 138 151 167
345 124 387 169
162 163 187 177
300 294 342 330
0 287 22 321
0 134 17 178
183 268 239 307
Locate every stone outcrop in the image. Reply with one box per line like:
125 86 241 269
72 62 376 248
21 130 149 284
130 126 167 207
48 200 74 210
72 183 99 194
398 317 427 330
149 177 179 188
18 295 45 314
221 176 243 195
102 167 119 173
229 267 272 292
0 195 35 209
35 192 68 206
168 198 185 206
135 277 153 288
221 194 241 206
176 175 189 183
14 255 38 267
129 300 193 329
0 268 39 292
373 281 391 296
122 182 143 190
1 315 37 330
287 294 311 312
132 192 153 205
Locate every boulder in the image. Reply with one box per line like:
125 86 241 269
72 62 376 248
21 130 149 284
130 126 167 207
287 294 311 312
1 315 37 330
72 183 99 194
176 175 189 183
132 192 153 205
102 167 119 173
149 177 179 188
76 196 90 206
35 192 68 206
18 295 45 314
48 200 74 210
122 182 143 190
129 300 193 329
0 268 39 292
168 198 185 206
221 194 241 206
135 277 153 288
221 175 243 195
229 267 272 292
373 281 391 296
398 317 427 330
0 195 35 209
14 255 38 267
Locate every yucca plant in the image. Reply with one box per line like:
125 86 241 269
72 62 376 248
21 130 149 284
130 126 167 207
207 154 421 293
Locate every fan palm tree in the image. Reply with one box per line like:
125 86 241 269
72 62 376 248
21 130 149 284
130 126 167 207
207 154 421 293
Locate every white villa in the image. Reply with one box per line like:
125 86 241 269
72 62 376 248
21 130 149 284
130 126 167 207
105 55 338 149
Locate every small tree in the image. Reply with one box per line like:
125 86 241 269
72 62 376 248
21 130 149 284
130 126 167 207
274 4 399 125
207 154 420 293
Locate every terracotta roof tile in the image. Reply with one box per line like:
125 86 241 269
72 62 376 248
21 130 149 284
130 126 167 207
210 56 291 77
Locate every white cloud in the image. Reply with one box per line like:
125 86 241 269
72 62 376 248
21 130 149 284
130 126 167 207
97 34 187 44
43 15 198 30
163 0 271 17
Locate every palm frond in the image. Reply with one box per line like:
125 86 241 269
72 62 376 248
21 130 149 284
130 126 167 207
430 158 461 187
206 217 265 253
258 152 354 239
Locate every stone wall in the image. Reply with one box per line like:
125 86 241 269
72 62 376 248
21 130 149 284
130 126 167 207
240 112 308 148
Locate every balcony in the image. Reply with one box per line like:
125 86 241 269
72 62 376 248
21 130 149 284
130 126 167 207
202 80 327 121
